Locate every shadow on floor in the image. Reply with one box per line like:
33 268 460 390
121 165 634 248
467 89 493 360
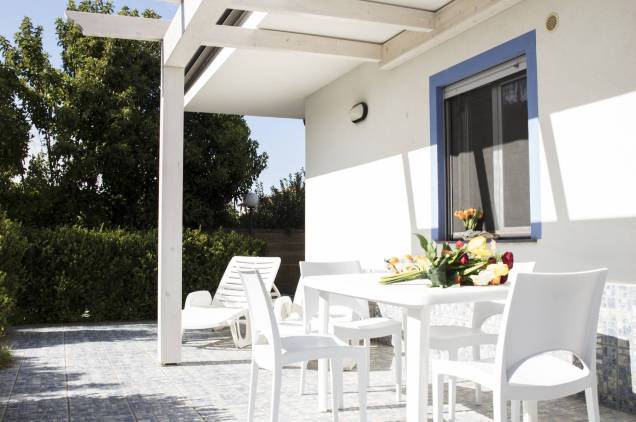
2 392 233 421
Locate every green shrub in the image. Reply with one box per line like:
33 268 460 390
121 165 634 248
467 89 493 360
0 344 11 368
0 281 14 337
0 215 26 336
0 214 266 324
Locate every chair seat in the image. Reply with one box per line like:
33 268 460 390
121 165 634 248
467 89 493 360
254 334 363 367
434 354 589 392
509 355 589 387
333 317 402 340
277 312 355 336
182 306 246 330
429 325 498 350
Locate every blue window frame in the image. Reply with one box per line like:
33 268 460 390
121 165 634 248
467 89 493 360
429 30 540 241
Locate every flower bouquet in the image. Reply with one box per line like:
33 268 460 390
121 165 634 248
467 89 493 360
380 234 514 288
454 208 484 231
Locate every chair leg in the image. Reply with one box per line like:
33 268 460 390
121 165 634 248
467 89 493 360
247 360 259 422
585 385 601 422
472 344 482 404
230 316 252 348
448 349 457 422
270 367 282 422
363 338 371 387
523 400 538 422
330 359 340 422
331 358 344 410
391 331 402 402
299 361 306 395
401 309 408 374
511 399 521 422
357 350 368 422
432 371 444 422
493 393 506 422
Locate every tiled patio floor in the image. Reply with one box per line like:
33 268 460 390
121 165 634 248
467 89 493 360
1 322 634 421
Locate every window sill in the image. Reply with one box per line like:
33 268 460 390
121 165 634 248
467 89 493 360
440 234 538 243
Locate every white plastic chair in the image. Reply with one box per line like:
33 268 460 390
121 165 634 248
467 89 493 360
428 262 535 417
240 269 368 422
432 269 608 422
294 261 403 403
182 256 281 348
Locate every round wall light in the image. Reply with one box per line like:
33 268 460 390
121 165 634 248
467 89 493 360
243 191 259 209
350 102 368 124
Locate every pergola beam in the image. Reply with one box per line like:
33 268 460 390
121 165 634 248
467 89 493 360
380 0 524 70
65 10 170 41
200 25 382 62
228 0 435 32
163 0 229 67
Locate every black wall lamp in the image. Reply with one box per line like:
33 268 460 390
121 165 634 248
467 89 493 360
350 102 368 124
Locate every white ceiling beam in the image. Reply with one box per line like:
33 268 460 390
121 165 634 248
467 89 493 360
380 0 524 70
65 10 170 41
163 0 229 67
228 0 434 32
200 25 382 62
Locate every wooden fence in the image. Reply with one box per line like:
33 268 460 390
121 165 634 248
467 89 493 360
234 229 304 296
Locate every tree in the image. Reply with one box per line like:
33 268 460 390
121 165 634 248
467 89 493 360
0 61 30 187
247 169 305 229
0 0 267 230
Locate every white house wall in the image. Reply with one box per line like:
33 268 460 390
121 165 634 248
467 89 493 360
305 0 636 282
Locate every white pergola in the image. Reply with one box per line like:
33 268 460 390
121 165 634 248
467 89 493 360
66 0 522 367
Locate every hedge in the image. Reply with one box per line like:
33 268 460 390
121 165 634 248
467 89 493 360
0 215 266 325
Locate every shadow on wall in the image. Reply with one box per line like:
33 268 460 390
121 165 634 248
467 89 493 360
305 89 636 282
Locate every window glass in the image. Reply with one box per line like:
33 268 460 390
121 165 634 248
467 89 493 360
444 67 530 238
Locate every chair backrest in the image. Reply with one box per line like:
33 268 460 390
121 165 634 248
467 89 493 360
495 269 607 387
239 269 281 354
472 261 535 329
297 261 369 320
211 256 281 309
184 290 213 308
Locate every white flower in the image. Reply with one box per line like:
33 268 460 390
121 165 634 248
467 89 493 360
474 269 495 286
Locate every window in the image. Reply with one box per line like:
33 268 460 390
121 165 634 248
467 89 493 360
444 56 530 239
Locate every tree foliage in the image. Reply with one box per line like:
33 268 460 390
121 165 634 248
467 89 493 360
0 61 30 187
245 169 305 229
0 0 267 229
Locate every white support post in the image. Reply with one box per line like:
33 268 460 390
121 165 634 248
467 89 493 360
158 62 185 365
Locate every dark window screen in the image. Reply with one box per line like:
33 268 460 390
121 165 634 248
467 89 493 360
445 71 530 237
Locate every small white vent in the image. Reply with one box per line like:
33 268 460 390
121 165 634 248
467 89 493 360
546 13 559 32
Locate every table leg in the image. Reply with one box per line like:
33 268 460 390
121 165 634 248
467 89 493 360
406 306 430 422
318 291 330 412
523 400 538 422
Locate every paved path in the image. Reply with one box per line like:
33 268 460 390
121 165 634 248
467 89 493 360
1 322 634 421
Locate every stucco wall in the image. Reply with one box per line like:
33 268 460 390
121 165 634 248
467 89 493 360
305 0 636 280
304 0 636 413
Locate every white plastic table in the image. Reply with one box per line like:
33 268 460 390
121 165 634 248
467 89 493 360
303 273 512 422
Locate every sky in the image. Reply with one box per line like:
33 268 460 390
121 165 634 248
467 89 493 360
0 0 305 191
